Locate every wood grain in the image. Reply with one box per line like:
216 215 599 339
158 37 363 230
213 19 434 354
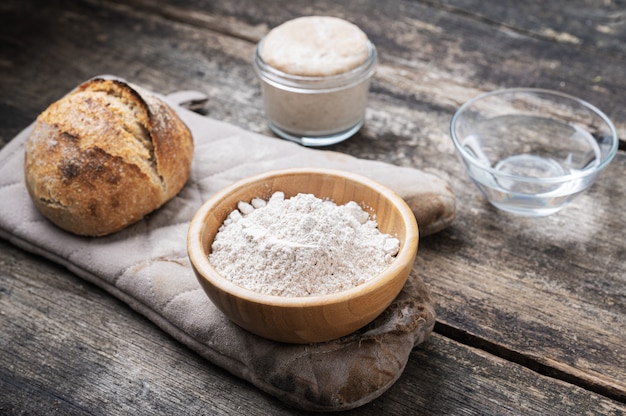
1 0 625 413
2 239 624 415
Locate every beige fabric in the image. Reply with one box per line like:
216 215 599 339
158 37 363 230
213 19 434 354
0 80 453 411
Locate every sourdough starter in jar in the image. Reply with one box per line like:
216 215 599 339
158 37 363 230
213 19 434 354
253 16 377 146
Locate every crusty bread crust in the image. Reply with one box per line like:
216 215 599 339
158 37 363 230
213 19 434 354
24 78 194 236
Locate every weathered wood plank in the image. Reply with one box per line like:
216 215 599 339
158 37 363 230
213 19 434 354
427 0 626 58
413 139 626 401
2 0 625 143
103 0 626 142
1 239 624 415
0 239 292 415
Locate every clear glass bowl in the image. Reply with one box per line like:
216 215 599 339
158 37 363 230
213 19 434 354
450 88 618 216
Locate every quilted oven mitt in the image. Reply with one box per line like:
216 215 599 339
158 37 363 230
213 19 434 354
0 78 455 411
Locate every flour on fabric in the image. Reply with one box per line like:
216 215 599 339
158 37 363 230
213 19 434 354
209 192 400 297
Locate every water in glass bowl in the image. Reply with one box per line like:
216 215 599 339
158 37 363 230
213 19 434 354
460 115 601 216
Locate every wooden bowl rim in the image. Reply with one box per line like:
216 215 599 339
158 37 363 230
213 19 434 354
187 167 419 307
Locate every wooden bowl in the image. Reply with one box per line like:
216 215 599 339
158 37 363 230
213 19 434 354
187 168 419 344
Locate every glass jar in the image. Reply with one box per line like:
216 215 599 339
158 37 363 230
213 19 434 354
253 18 378 146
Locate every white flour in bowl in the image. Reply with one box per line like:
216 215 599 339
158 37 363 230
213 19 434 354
209 192 400 297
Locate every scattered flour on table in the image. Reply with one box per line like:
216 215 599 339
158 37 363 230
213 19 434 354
209 192 400 297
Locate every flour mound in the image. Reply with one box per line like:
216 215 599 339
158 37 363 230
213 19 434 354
209 192 400 297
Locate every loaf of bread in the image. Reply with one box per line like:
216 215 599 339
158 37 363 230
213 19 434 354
24 78 194 236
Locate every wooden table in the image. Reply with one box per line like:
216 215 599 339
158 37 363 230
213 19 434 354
1 0 625 414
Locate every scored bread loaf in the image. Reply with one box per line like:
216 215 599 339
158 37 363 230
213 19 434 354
24 78 194 236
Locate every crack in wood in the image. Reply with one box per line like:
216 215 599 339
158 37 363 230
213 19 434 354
434 321 626 404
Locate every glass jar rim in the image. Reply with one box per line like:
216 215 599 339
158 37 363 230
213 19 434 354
253 39 378 93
